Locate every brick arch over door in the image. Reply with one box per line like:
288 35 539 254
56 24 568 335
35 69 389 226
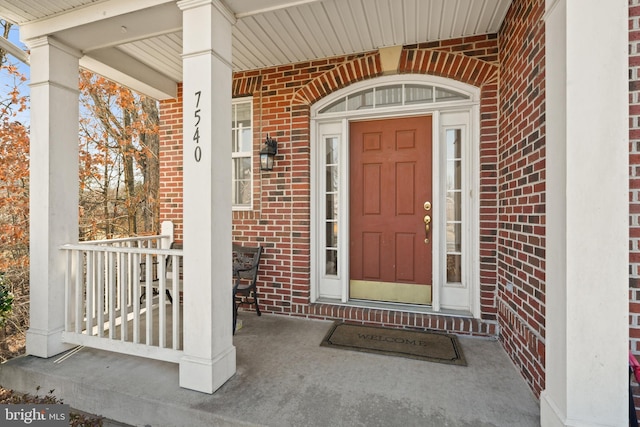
291 48 498 106
290 46 500 325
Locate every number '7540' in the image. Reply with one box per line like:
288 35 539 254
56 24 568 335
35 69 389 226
194 91 202 162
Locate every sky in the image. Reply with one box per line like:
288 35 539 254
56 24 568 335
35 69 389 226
6 24 28 75
2 24 30 124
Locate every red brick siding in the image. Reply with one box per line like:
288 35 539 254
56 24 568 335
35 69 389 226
630 0 640 419
159 39 501 336
497 0 546 397
159 83 184 242
153 0 640 405
630 0 640 353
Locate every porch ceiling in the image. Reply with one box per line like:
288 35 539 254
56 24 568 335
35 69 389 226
0 0 511 99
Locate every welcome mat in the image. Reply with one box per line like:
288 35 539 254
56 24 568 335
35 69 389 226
321 322 466 366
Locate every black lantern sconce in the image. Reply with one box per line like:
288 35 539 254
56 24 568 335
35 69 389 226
260 135 278 171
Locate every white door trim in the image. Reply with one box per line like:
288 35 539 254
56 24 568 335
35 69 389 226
310 75 480 317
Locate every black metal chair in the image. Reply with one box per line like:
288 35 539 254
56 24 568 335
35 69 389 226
232 244 263 334
140 242 182 304
164 242 183 304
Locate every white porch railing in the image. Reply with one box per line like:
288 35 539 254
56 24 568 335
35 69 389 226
60 234 184 363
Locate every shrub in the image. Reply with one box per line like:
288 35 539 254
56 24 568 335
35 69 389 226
0 274 13 327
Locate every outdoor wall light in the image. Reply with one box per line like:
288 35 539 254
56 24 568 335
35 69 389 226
260 135 278 171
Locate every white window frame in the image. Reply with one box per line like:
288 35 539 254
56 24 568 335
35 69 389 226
310 75 481 317
232 98 253 210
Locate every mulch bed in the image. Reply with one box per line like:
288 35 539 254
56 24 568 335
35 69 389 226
0 386 105 426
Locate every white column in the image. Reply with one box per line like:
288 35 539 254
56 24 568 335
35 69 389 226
177 0 236 393
542 1 628 426
25 37 80 357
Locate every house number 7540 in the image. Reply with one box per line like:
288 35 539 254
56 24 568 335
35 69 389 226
193 91 202 162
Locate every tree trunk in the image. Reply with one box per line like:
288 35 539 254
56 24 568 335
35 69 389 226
140 97 160 234
0 21 12 65
122 110 137 235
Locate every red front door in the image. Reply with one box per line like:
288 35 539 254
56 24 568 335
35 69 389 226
349 116 433 304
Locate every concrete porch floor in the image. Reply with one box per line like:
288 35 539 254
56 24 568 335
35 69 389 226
0 312 539 427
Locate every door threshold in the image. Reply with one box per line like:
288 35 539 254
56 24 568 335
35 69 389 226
314 297 473 318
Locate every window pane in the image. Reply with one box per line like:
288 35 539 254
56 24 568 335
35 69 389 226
240 128 252 152
326 222 338 247
375 85 402 107
232 129 238 152
347 89 374 110
446 254 462 282
232 157 252 205
320 98 346 114
326 193 338 219
447 191 462 221
446 222 462 252
326 137 339 164
447 129 462 158
326 166 338 192
446 129 462 191
447 161 462 190
234 102 251 128
326 249 338 275
435 88 469 102
405 84 433 104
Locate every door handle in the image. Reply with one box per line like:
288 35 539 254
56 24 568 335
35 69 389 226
424 215 431 244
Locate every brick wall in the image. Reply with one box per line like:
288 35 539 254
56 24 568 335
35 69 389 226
630 0 640 354
155 0 640 404
159 83 184 241
159 39 501 335
629 0 640 418
497 0 546 397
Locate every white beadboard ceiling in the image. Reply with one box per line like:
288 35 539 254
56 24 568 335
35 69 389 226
0 0 512 99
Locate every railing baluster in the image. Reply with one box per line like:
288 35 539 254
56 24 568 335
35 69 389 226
145 253 153 345
133 252 140 344
86 251 94 334
75 250 83 334
119 252 128 342
64 249 72 332
171 254 180 350
126 241 133 310
97 251 105 337
108 252 116 339
158 254 166 348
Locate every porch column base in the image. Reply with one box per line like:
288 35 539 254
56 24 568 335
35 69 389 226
25 327 73 358
179 346 236 394
540 392 568 427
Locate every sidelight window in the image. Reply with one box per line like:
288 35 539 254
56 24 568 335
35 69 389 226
446 128 463 283
232 99 253 209
325 136 340 276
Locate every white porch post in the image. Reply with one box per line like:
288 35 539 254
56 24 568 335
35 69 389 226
25 37 80 358
177 0 236 393
542 1 628 426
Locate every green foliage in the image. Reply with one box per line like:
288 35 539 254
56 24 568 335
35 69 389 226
0 274 13 327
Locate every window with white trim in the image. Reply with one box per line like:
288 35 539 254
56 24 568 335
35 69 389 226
232 99 253 209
